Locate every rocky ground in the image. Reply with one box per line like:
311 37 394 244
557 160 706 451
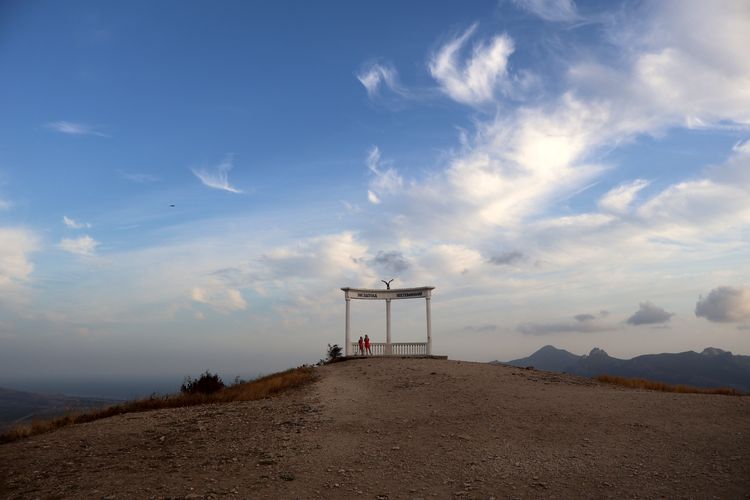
1 358 749 499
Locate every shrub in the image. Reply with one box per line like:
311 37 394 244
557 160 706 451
180 370 225 395
327 343 343 362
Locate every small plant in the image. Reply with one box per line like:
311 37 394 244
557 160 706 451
327 343 343 362
181 370 225 395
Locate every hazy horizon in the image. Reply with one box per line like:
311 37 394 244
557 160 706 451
1 0 750 384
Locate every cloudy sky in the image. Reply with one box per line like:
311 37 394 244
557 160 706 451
1 0 749 391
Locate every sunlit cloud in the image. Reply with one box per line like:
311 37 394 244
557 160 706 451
598 179 650 214
0 227 36 289
59 235 99 256
696 287 750 323
191 156 243 193
429 23 515 106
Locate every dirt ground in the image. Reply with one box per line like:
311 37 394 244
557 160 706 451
1 358 749 499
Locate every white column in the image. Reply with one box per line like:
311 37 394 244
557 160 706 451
425 296 432 355
386 298 392 355
345 297 351 356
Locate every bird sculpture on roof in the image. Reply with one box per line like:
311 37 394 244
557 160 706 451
381 278 394 290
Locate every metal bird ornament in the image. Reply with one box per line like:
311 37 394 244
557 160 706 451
381 278 394 289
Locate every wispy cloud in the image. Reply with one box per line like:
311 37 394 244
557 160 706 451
117 170 159 183
191 156 243 193
59 235 99 256
518 311 615 334
429 23 515 106
598 179 650 214
365 146 402 205
357 62 408 99
512 0 582 23
63 215 91 229
45 121 109 137
0 199 10 210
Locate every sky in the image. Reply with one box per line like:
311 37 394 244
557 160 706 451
1 0 750 395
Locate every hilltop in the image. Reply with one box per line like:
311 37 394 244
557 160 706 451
2 358 749 498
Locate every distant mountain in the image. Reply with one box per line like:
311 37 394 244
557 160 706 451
499 345 581 372
497 346 750 392
0 387 120 430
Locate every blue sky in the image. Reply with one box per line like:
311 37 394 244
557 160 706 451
1 0 750 393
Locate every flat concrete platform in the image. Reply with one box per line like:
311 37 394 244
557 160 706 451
341 355 448 360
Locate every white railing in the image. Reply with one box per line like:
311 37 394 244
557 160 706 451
350 342 428 356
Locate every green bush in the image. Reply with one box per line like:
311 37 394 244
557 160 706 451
181 370 225 395
327 343 343 362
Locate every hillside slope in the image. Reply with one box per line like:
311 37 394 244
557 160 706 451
2 358 749 498
0 387 120 430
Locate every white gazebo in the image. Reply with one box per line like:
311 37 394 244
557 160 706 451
341 286 435 356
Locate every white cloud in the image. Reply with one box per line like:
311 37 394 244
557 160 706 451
512 0 582 22
45 121 109 137
695 286 750 323
367 190 380 204
191 156 243 193
422 244 483 276
598 179 649 214
626 301 674 325
59 235 99 256
637 179 750 231
357 62 407 99
0 199 10 210
569 1 750 133
191 285 246 313
0 227 36 289
429 24 515 106
63 215 91 229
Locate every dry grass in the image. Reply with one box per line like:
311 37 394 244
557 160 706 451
596 374 743 396
0 366 317 444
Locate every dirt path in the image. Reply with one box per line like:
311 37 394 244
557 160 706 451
2 358 749 498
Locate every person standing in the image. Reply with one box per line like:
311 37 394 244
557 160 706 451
358 336 364 355
364 334 371 355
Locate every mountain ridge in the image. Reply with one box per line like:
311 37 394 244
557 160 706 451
498 346 750 392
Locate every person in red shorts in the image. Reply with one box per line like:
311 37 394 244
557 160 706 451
358 336 364 355
364 334 371 355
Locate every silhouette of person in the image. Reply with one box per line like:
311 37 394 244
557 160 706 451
358 336 364 355
364 334 371 355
